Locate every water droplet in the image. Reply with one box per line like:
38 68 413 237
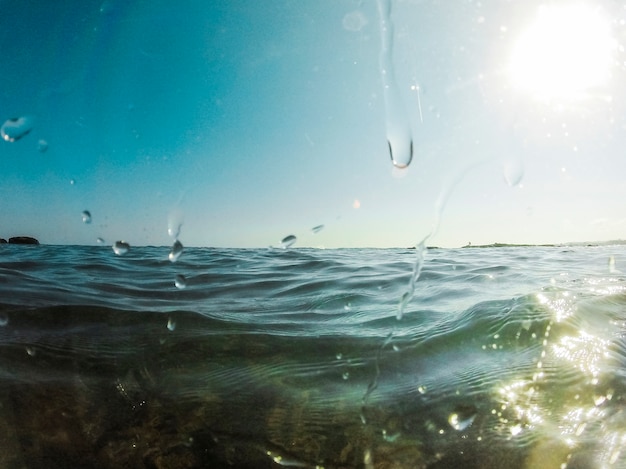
96 237 105 244
0 313 8 326
342 10 368 32
167 317 176 331
168 240 183 262
112 241 130 255
377 0 414 169
81 210 92 224
336 353 343 360
70 179 76 185
382 429 401 442
388 138 413 169
1 116 34 142
342 371 350 380
167 208 184 239
311 224 324 234
174 274 187 289
503 156 524 187
279 235 296 249
26 347 36 357
448 405 477 431
37 139 48 152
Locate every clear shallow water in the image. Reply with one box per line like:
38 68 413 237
0 244 625 468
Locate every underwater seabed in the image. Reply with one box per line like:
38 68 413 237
0 291 625 469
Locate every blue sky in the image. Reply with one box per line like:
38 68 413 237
1 0 625 248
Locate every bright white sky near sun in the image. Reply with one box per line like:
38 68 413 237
0 0 625 248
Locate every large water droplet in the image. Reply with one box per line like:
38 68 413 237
37 139 48 152
96 237 105 244
311 224 324 234
112 241 130 255
1 116 34 142
168 240 183 262
377 0 414 169
81 210 92 224
279 235 296 249
503 156 524 187
174 274 187 289
388 138 413 169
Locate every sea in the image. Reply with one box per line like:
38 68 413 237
0 243 625 469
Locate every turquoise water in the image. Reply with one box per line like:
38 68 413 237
0 244 625 468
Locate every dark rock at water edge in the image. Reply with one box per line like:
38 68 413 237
0 238 6 243
7 236 39 245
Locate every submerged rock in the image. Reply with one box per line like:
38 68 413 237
8 236 39 245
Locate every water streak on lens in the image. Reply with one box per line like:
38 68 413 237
112 241 130 255
0 313 8 327
311 224 324 234
1 116 34 142
168 240 183 262
81 210 92 224
377 0 414 169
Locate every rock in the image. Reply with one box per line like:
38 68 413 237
0 239 6 243
8 237 39 245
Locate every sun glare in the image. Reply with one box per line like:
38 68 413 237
509 4 615 100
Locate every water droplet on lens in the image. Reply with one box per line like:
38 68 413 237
167 208 184 239
0 313 8 326
503 156 524 187
26 347 36 357
112 241 130 255
96 237 105 244
174 274 187 289
342 371 350 380
37 139 48 152
342 10 368 32
279 235 296 249
448 405 477 431
1 116 34 142
311 224 325 234
388 138 413 169
167 317 176 331
168 240 183 262
81 210 92 224
70 179 76 185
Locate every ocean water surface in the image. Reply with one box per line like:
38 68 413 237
0 244 625 468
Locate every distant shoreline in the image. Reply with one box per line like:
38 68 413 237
456 239 626 249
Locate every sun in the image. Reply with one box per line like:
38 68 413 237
509 4 615 100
